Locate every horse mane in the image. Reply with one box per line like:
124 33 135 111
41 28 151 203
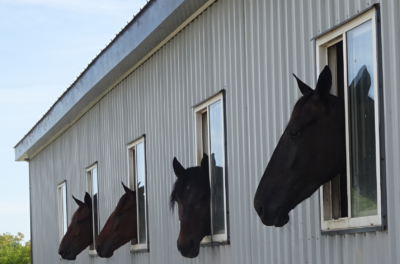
170 177 186 211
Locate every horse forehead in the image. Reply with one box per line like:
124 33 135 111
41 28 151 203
115 194 133 211
289 93 314 121
183 175 207 191
74 205 90 218
185 167 204 177
176 181 204 201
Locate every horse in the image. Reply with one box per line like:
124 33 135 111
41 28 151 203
58 193 93 260
95 182 137 258
254 66 346 227
170 154 211 258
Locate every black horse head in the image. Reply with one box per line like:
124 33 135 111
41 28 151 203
254 66 346 227
170 154 211 258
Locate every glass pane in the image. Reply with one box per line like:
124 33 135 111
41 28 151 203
136 142 147 244
347 20 378 217
202 112 209 155
129 149 136 189
209 100 225 235
129 148 138 245
92 167 100 241
62 184 67 235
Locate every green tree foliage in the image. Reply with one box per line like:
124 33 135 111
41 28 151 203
0 233 31 264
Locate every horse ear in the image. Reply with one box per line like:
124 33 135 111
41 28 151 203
72 195 84 207
84 192 92 208
173 157 185 178
293 74 313 95
314 65 332 100
201 153 209 173
122 181 135 197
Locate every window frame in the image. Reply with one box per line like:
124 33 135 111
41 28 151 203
194 91 229 244
316 7 385 233
85 163 99 256
57 181 67 243
126 136 149 252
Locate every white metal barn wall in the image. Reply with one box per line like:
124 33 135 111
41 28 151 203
29 0 400 263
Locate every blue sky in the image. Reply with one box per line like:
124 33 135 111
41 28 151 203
0 0 147 241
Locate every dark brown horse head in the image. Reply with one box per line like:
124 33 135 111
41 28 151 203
95 182 137 258
170 154 211 258
254 66 346 227
58 193 93 260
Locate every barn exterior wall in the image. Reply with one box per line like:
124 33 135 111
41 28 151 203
29 0 400 263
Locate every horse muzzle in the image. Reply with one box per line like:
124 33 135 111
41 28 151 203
177 238 200 258
58 247 77 260
96 244 114 258
254 200 290 227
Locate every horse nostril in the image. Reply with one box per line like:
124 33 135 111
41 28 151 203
96 244 101 253
189 239 194 248
255 202 264 217
58 249 64 255
67 249 71 256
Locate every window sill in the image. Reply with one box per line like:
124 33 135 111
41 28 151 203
130 244 149 253
130 248 149 254
201 240 230 247
321 225 384 236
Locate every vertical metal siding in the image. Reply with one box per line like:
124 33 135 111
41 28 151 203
29 0 400 263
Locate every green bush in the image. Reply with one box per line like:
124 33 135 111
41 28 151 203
0 233 31 264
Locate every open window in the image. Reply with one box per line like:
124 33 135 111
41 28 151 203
127 136 148 251
316 7 384 233
57 181 67 243
85 163 99 255
194 92 228 243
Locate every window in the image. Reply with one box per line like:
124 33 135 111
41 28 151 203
194 92 228 243
127 136 148 251
316 7 384 232
57 181 67 243
85 163 99 254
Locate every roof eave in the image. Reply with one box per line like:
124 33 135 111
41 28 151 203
14 0 213 161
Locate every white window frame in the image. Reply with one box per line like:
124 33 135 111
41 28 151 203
316 8 382 231
126 136 148 251
57 181 67 243
85 163 99 256
194 92 228 243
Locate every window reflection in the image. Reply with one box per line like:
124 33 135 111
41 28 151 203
62 184 67 235
136 142 147 244
209 100 225 235
92 167 100 243
347 20 377 217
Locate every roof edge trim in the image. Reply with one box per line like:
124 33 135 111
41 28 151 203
15 0 215 161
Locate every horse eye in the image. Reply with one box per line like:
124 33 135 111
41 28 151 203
116 212 122 217
290 131 301 138
77 219 83 224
